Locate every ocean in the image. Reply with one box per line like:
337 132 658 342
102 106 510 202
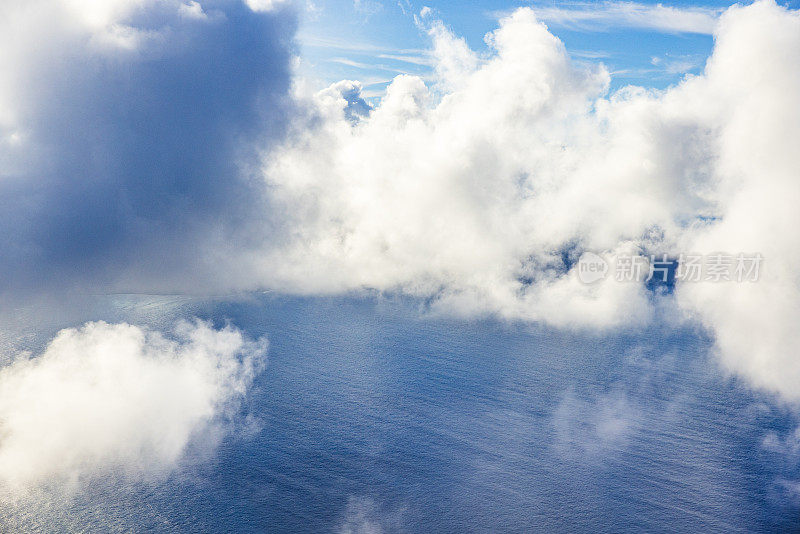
3 295 799 532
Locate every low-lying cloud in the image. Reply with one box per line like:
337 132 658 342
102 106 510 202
0 321 266 493
259 1 800 402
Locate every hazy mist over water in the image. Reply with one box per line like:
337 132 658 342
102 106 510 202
2 295 798 532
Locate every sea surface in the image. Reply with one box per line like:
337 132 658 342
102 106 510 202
3 295 800 532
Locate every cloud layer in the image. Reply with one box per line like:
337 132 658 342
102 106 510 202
0 0 296 296
2 0 800 406
261 1 800 401
0 320 266 492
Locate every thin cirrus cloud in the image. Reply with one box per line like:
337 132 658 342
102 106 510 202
529 1 723 34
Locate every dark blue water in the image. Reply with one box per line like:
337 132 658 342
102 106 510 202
6 295 800 532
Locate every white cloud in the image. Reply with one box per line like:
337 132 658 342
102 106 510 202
337 496 406 534
245 0 290 12
376 53 433 67
353 0 382 18
262 7 662 328
0 321 266 493
180 1 208 20
674 1 800 402
530 1 722 34
552 388 638 458
650 54 704 75
260 1 800 402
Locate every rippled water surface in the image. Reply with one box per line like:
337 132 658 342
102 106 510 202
3 295 800 532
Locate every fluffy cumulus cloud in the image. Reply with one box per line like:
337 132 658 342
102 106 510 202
260 1 800 401
262 7 697 314
673 2 800 401
264 8 655 328
0 321 266 492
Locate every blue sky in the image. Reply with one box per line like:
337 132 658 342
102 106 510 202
297 0 798 96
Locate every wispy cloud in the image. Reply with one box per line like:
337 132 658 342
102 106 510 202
650 53 705 74
329 57 379 69
353 0 383 18
327 57 417 78
569 49 612 60
530 1 722 34
298 33 425 55
377 53 433 66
